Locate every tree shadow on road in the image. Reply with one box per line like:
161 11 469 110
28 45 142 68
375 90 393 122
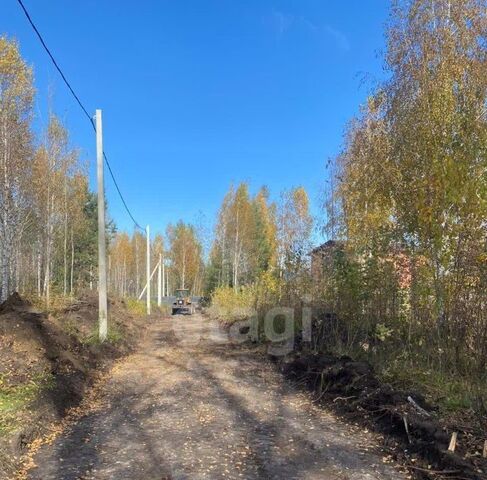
28 319 401 480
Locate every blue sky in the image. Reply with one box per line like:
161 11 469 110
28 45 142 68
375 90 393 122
3 0 390 241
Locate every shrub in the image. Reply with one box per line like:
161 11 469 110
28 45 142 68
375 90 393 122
207 286 256 324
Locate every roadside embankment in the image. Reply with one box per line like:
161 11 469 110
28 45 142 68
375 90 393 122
278 352 487 480
0 292 149 480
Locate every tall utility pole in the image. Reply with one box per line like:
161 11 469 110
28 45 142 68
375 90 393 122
146 225 151 315
162 257 165 299
96 109 108 342
166 267 169 297
157 253 162 307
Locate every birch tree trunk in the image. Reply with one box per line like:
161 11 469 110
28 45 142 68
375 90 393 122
43 188 55 307
1 120 10 301
63 180 68 295
37 247 41 297
135 235 140 294
220 223 226 287
70 229 74 295
181 246 186 289
233 211 239 291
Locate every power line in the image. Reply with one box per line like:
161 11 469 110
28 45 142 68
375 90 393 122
102 152 143 229
16 0 93 126
16 0 144 231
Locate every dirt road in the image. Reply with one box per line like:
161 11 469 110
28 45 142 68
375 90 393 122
27 314 406 480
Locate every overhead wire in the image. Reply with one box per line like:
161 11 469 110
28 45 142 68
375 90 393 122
16 0 144 231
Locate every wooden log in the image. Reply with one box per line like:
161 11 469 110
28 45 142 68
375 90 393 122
448 432 457 452
483 440 487 458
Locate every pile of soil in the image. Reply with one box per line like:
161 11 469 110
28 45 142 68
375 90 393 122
0 292 149 480
280 353 487 480
0 292 26 314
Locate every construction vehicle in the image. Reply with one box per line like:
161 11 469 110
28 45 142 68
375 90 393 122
172 289 194 315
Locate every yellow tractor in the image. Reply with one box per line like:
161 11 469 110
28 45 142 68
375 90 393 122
172 289 194 315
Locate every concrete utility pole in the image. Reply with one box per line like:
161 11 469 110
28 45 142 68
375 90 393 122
146 225 151 315
166 267 170 297
96 109 108 342
157 253 162 307
162 257 165 299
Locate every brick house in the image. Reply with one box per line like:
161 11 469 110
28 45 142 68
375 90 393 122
309 240 344 282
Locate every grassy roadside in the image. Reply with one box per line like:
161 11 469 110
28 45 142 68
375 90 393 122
207 288 486 419
125 298 171 317
0 373 54 437
380 362 487 419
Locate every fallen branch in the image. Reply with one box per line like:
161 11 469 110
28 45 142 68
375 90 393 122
407 395 431 417
405 464 460 475
403 415 412 444
333 395 356 403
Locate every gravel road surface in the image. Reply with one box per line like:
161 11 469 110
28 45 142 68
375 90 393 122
27 314 406 480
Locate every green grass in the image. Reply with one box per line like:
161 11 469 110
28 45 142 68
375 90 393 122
83 325 124 346
62 318 81 338
0 373 54 436
125 298 147 316
25 292 74 315
332 341 487 416
380 362 485 414
126 298 171 316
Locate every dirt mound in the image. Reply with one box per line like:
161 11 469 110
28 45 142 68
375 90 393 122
0 292 31 314
281 353 487 480
58 292 141 353
0 292 149 480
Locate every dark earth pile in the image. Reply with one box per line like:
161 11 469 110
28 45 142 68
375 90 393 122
281 353 487 480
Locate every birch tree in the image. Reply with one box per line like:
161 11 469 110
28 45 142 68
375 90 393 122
329 0 487 378
276 187 313 279
167 221 203 293
0 37 34 301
